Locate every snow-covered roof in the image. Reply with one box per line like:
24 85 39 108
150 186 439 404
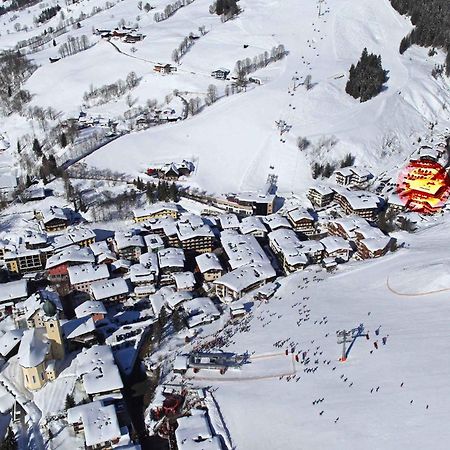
24 232 48 247
76 345 123 395
239 216 267 235
67 401 121 447
268 229 309 267
158 247 185 269
90 278 129 301
359 236 392 253
221 233 270 270
214 262 276 293
196 252 223 273
0 329 24 357
18 328 49 368
75 300 107 318
114 232 145 250
46 246 95 269
309 184 334 195
320 236 352 253
234 191 275 204
262 214 292 231
183 297 221 327
338 189 381 210
63 316 96 339
0 279 28 304
41 206 67 224
166 291 193 310
130 263 157 284
52 226 95 250
177 222 213 241
218 214 240 230
68 263 110 285
133 202 179 219
287 207 315 223
144 233 165 251
175 409 222 450
89 241 110 256
172 271 196 290
139 251 159 272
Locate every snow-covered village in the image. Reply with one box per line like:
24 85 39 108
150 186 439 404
0 0 449 448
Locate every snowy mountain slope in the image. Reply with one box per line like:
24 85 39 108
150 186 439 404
183 222 450 450
77 0 450 193
1 0 448 193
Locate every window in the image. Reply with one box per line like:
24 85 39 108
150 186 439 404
49 323 54 328
32 376 36 383
25 374 29 382
41 372 45 380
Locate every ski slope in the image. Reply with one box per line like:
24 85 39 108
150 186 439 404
184 221 450 450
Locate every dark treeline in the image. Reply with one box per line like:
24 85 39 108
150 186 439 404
391 0 450 75
345 48 388 102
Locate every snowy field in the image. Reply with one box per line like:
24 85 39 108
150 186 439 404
180 221 450 450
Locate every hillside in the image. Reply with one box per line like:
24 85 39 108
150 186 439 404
0 0 449 194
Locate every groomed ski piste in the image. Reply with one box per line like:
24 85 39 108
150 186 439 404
158 217 450 450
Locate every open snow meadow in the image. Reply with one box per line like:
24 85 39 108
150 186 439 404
0 0 449 448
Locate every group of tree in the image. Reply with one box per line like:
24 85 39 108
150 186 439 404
234 45 286 83
37 5 61 24
311 161 335 179
391 0 450 76
209 0 240 21
154 0 195 22
82 72 140 107
171 29 204 63
144 180 180 202
345 48 388 102
137 1 154 12
0 50 36 114
296 136 311 151
58 35 91 58
40 154 61 182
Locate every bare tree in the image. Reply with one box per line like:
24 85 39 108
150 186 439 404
205 84 218 105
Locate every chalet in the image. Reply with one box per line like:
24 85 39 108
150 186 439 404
133 202 179 222
158 163 179 180
74 300 107 323
46 247 95 283
262 214 292 232
214 262 276 301
182 297 221 328
237 217 264 238
320 236 352 262
130 261 158 286
221 233 270 270
172 271 196 291
286 207 316 236
124 33 144 43
268 229 308 274
327 216 370 240
334 189 382 221
112 232 145 261
36 206 69 232
158 248 185 285
67 401 131 450
211 68 230 79
175 218 214 253
307 185 335 207
90 278 129 303
153 63 177 74
195 252 223 282
63 316 97 349
175 409 222 450
75 345 123 399
218 213 241 231
334 167 372 187
0 279 28 316
68 263 110 293
356 236 395 260
52 226 96 250
387 193 406 214
24 232 48 250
